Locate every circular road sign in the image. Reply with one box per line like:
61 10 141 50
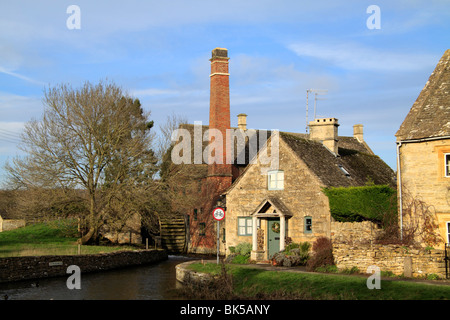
212 207 225 221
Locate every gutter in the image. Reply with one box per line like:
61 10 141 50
396 135 450 241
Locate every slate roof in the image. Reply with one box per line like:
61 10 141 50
174 123 396 188
396 49 450 140
176 123 273 166
280 132 396 188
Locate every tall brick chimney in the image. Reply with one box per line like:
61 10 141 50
207 48 232 191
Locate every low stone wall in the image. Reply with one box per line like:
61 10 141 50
330 220 383 245
0 249 168 283
0 219 26 232
333 243 447 278
175 260 214 284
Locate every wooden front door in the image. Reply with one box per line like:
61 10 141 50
267 218 280 258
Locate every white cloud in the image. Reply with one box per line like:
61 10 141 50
0 93 43 124
0 66 45 86
287 42 438 72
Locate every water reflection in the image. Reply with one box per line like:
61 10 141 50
0 255 194 300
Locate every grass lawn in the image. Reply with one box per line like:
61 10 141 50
188 262 450 300
0 219 137 257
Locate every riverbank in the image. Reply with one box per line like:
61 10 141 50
0 219 140 257
0 249 168 283
176 260 450 300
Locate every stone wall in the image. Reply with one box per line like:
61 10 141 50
0 249 168 283
0 218 26 232
333 243 447 278
175 260 214 284
330 220 383 245
398 140 450 249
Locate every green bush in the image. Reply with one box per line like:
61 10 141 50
231 254 250 264
235 242 252 256
323 185 397 223
225 242 252 264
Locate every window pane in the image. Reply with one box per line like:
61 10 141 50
277 171 284 189
247 218 253 235
238 218 246 227
269 180 276 189
446 154 450 176
277 172 284 181
239 226 246 235
268 172 276 190
305 217 312 233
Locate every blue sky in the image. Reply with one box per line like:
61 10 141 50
1 0 449 183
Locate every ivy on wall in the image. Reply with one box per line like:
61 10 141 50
322 185 397 223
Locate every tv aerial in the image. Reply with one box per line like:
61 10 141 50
305 89 328 133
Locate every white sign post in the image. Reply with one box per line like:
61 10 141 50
212 207 225 264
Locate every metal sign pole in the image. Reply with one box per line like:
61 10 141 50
217 221 220 265
212 207 225 265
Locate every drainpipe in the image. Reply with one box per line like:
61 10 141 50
396 141 403 241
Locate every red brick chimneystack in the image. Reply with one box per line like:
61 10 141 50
207 48 232 193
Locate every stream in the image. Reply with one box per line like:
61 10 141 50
0 255 194 300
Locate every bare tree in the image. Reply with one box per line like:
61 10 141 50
400 187 443 247
5 80 157 244
155 112 188 162
376 185 444 247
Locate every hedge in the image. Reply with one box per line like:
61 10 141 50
322 185 397 223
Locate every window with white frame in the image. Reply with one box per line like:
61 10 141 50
237 217 260 236
268 170 284 190
445 154 450 177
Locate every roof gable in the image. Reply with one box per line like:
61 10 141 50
251 197 293 217
396 49 450 140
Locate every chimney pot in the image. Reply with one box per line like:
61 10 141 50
237 113 247 130
212 47 228 59
353 124 364 142
309 118 339 155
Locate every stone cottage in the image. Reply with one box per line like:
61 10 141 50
223 120 395 261
396 49 450 249
169 47 396 257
